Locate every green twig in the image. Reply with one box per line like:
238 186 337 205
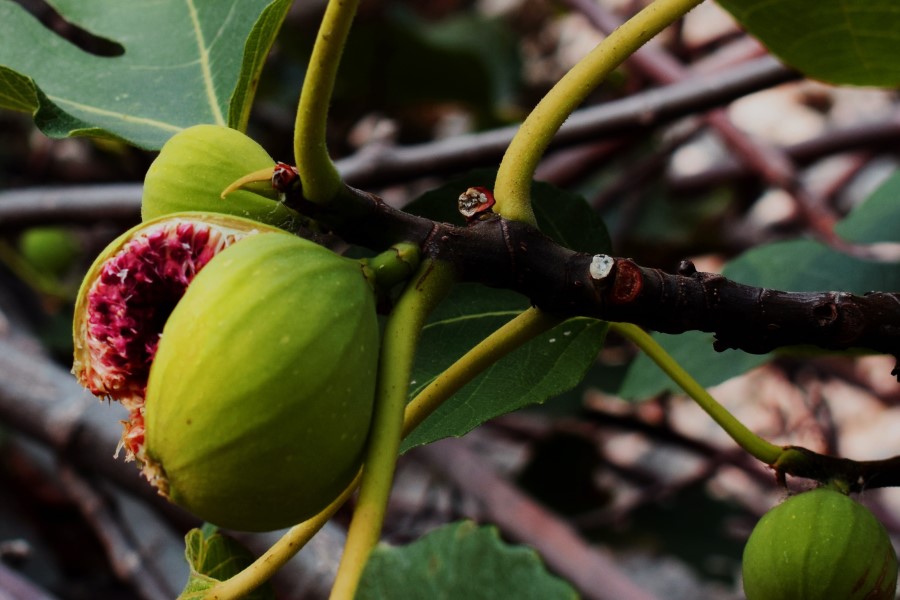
403 307 565 438
493 0 705 225
294 0 358 203
202 473 360 600
329 260 455 600
611 322 782 465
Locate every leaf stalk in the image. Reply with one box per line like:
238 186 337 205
493 0 705 224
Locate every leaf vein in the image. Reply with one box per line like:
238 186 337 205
186 0 225 125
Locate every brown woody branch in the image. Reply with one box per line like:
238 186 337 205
291 186 900 370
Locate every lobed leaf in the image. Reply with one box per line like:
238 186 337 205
0 0 290 149
357 521 578 600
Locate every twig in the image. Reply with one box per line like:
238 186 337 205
57 465 179 600
333 56 796 188
564 0 870 255
669 117 900 193
0 335 345 596
0 561 61 600
0 56 796 231
287 185 900 363
0 184 142 231
415 436 659 600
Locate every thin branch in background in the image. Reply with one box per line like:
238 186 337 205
0 184 142 231
488 409 775 527
0 331 344 599
589 120 705 212
0 56 796 232
534 138 636 188
669 116 900 193
56 466 180 600
0 561 62 600
563 0 884 258
414 436 660 600
333 56 797 189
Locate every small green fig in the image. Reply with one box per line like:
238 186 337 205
18 226 80 277
73 213 377 531
142 125 304 231
742 487 898 600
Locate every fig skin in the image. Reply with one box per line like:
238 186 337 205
142 124 304 231
143 231 378 531
742 487 898 600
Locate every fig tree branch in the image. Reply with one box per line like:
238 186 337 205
293 185 900 371
334 55 796 188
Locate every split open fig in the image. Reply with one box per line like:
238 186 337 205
73 213 378 531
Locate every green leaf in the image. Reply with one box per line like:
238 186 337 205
403 286 608 451
357 521 578 600
717 0 900 86
0 0 291 149
618 171 900 399
401 172 609 451
178 525 274 600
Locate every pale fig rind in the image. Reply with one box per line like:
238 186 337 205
143 232 378 531
141 124 304 231
742 487 898 600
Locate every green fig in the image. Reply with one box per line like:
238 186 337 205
142 125 304 231
18 226 80 277
742 487 898 600
73 213 377 531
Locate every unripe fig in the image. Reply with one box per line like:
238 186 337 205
73 213 377 531
142 125 304 231
18 226 80 277
742 487 898 600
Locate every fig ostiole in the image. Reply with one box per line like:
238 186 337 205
141 125 305 232
73 212 378 531
742 486 899 600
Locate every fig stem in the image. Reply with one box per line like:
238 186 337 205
201 471 361 600
294 0 357 204
330 259 455 600
402 307 566 439
493 0 704 226
611 322 783 465
363 242 421 290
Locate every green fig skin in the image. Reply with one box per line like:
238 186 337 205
18 226 80 277
142 125 304 231
742 488 898 600
143 232 378 532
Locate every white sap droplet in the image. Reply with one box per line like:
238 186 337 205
563 330 572 336
549 338 557 343
590 254 614 280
